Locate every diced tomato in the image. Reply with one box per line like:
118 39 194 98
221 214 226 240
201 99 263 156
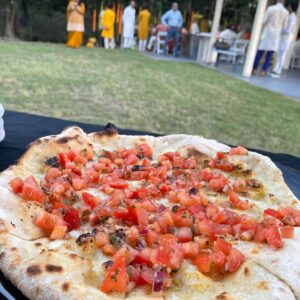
210 251 226 271
181 242 200 258
95 232 109 248
127 266 148 287
214 238 232 256
196 219 216 241
141 200 157 213
139 144 153 158
72 177 86 191
126 226 140 244
22 176 45 203
145 230 159 246
193 253 212 273
172 210 193 227
189 203 205 216
200 168 213 181
264 208 282 220
177 191 196 207
212 211 228 224
112 208 130 221
45 167 62 182
100 256 128 293
253 223 266 243
35 211 58 235
216 161 234 172
130 188 148 200
206 204 219 219
9 177 24 194
229 146 248 156
177 227 193 243
50 181 65 195
50 225 67 240
225 248 245 272
280 226 294 239
208 175 227 192
265 225 283 248
74 155 88 166
114 247 136 265
228 191 251 210
109 180 128 189
136 207 149 231
82 192 99 209
67 150 77 162
133 248 152 266
58 153 68 168
140 268 155 284
85 168 99 183
158 210 174 232
64 208 80 231
125 154 139 165
233 179 247 193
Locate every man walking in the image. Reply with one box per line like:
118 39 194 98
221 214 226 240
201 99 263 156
271 2 298 77
122 1 136 49
253 0 288 76
161 2 183 56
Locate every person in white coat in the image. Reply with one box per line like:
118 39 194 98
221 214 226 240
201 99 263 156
253 0 288 76
271 2 298 77
122 1 136 49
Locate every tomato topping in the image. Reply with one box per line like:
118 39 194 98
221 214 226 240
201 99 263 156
72 177 86 191
264 208 282 220
264 225 283 248
100 256 128 293
229 146 248 155
177 227 193 243
22 176 45 203
280 226 294 239
208 175 227 192
109 180 128 190
225 248 245 272
193 253 212 273
136 207 149 231
50 225 67 240
9 177 24 194
233 179 247 193
214 238 232 256
133 248 152 266
58 153 68 167
181 242 200 258
64 208 80 231
138 144 153 158
82 192 99 209
35 211 59 235
67 150 77 162
228 191 252 210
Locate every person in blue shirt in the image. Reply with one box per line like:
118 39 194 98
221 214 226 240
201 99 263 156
161 2 183 56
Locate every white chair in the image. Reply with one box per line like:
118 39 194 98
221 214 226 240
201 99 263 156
215 39 249 68
156 31 167 54
291 40 300 69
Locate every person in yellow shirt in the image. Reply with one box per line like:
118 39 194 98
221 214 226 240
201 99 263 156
66 0 85 48
101 4 116 49
138 5 151 52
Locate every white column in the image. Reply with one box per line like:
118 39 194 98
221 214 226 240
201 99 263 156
206 0 224 63
284 1 300 69
242 0 268 77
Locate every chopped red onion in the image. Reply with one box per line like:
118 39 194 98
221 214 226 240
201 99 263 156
135 241 144 250
139 228 148 235
152 269 164 292
158 204 167 213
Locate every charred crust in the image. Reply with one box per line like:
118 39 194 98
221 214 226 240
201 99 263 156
246 179 262 190
257 281 268 290
27 265 42 276
104 123 118 134
62 282 70 292
35 242 42 247
215 292 228 300
0 252 5 259
10 247 17 251
244 267 250 276
57 135 79 144
44 156 59 168
187 148 210 167
45 264 63 273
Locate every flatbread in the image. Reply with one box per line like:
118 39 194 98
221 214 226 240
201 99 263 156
0 126 299 300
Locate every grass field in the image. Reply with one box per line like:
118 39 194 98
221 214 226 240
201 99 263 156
0 41 299 156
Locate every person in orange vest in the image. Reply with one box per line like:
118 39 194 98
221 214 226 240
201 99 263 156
138 5 151 52
101 4 116 49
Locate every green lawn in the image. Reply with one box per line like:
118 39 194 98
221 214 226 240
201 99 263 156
0 41 299 156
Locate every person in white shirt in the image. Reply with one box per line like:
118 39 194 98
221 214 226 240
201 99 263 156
253 0 288 76
220 25 237 47
122 1 136 49
271 3 298 77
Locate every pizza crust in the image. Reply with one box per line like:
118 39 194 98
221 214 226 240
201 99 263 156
0 126 299 300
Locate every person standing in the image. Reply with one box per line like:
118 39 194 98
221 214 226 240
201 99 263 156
138 5 151 52
66 0 86 48
122 1 136 49
161 2 183 56
252 0 288 76
101 4 116 49
271 3 298 77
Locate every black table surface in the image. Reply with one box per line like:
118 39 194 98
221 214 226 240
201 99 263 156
0 110 300 300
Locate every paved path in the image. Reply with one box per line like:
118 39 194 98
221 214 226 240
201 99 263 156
144 52 300 101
